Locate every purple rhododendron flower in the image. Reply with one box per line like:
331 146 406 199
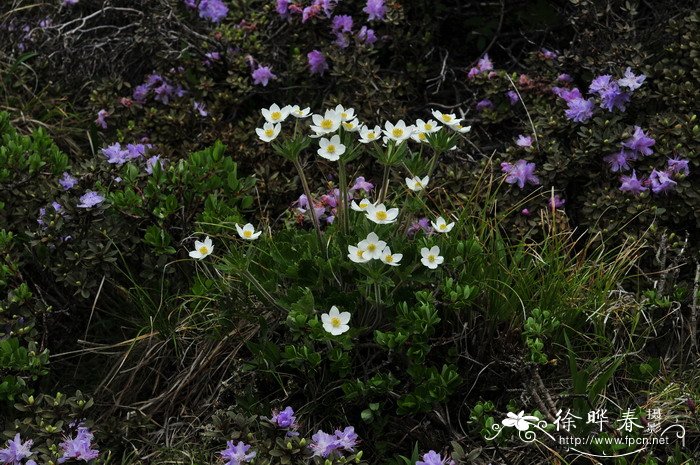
603 149 635 172
276 0 290 17
589 75 613 94
552 87 582 102
667 157 690 176
618 67 646 91
622 126 655 156
334 426 358 451
59 172 78 190
77 191 105 208
407 217 433 237
541 48 557 59
619 170 647 195
132 84 150 102
334 33 350 48
501 159 540 189
649 169 677 193
126 143 148 159
363 0 386 21
154 82 175 104
194 101 208 116
548 195 565 209
515 135 532 147
331 15 353 33
350 176 374 193
557 73 573 82
417 450 447 465
599 84 630 112
198 0 229 23
145 155 164 174
307 50 329 75
58 427 99 463
204 51 221 66
220 441 256 465
252 65 276 86
521 208 531 216
468 53 493 78
310 430 341 457
357 26 377 45
271 406 296 428
102 142 129 165
476 99 493 111
95 109 109 129
0 433 33 464
564 98 595 123
506 90 519 105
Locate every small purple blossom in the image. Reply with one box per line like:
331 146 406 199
58 427 99 463
541 48 557 60
276 0 290 17
307 50 329 76
667 157 690 176
252 65 276 86
564 98 595 123
476 99 493 111
649 169 677 194
552 87 582 102
204 51 221 66
126 143 148 159
468 53 493 78
331 15 353 33
416 450 448 465
357 26 377 45
271 406 296 428
619 170 647 195
557 73 573 83
102 142 129 165
603 149 635 172
363 0 386 21
548 195 565 209
198 0 229 23
145 155 164 174
618 67 646 91
589 75 613 94
334 426 358 451
0 433 33 465
599 84 630 112
515 135 532 148
501 159 540 189
194 101 208 116
622 126 655 156
310 430 341 458
132 84 150 102
77 191 105 209
334 33 350 48
407 217 433 237
220 441 256 465
95 109 109 129
62 0 78 5
59 172 78 190
521 208 531 216
506 90 519 105
350 176 374 193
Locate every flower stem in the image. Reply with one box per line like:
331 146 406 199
293 158 326 255
338 161 349 234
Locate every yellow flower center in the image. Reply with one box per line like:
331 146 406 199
359 200 369 208
455 124 462 130
331 316 342 327
428 255 436 262
244 230 253 238
367 132 376 139
199 246 209 254
440 224 447 230
264 129 274 137
341 112 348 119
443 115 452 122
392 128 404 138
418 133 427 141
375 211 388 221
425 123 433 130
385 255 393 263
343 122 354 129
356 249 364 258
321 119 333 129
326 144 336 154
271 111 281 120
367 244 376 252
415 180 422 187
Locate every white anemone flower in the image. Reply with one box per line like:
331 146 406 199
415 119 442 133
235 223 262 240
351 198 374 212
365 203 399 224
410 131 429 143
256 122 281 142
321 306 351 336
289 105 311 118
317 135 346 161
431 216 455 233
357 232 386 260
341 118 362 132
347 245 370 263
449 123 472 133
380 247 403 266
334 104 356 122
420 246 444 269
310 110 342 135
502 411 540 432
405 175 429 191
431 110 462 126
383 120 414 143
261 104 290 124
358 125 382 144
189 236 214 259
